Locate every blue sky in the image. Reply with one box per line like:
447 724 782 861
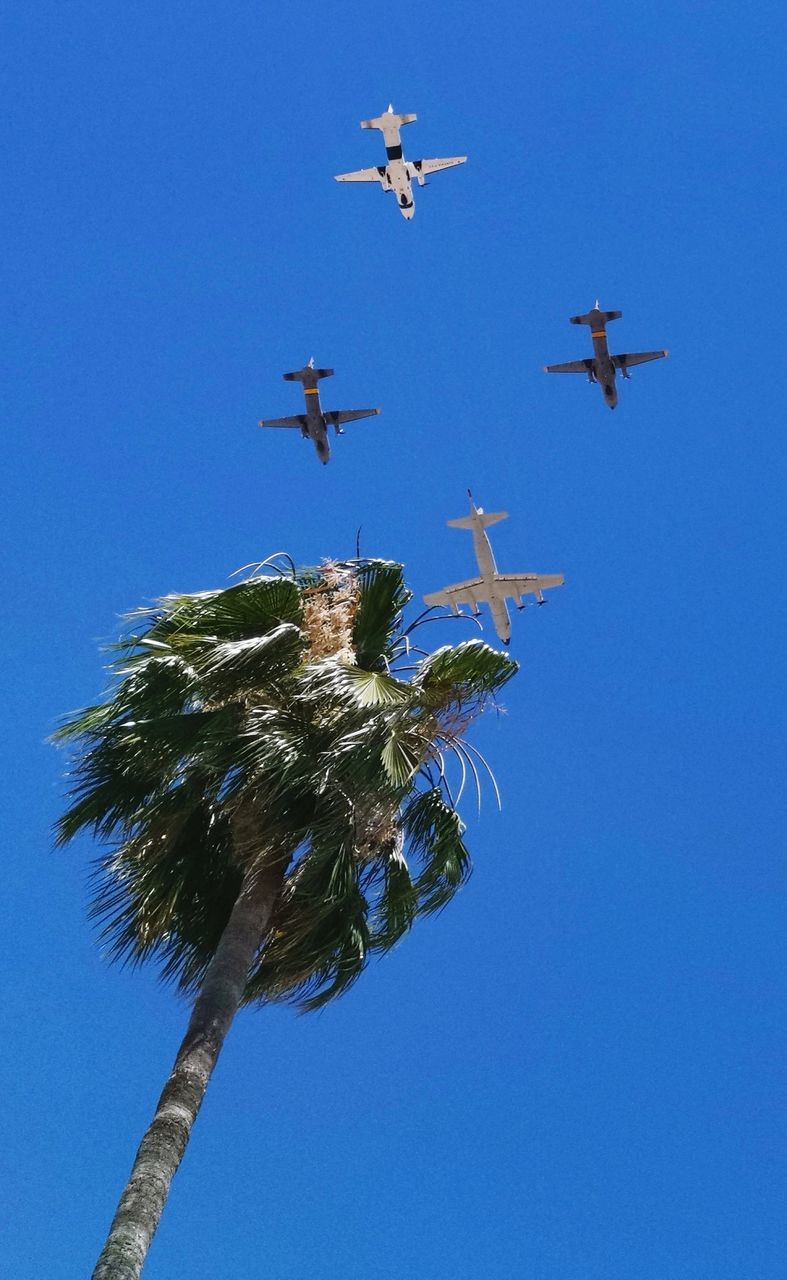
3 2 785 1277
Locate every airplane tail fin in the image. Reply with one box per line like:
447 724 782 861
447 510 508 530
361 108 417 131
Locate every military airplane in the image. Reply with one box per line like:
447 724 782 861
334 105 466 220
423 493 564 645
545 302 668 408
258 360 379 465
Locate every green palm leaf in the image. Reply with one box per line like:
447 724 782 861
419 639 518 698
381 730 423 786
341 667 410 707
351 560 412 669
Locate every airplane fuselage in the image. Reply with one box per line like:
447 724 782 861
386 160 415 217
588 313 618 408
468 517 511 644
379 130 416 217
302 387 332 464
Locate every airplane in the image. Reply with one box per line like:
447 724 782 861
423 492 564 645
544 302 668 408
258 360 380 465
334 104 466 220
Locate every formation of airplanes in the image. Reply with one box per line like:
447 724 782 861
256 105 670 645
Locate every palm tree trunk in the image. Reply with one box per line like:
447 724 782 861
92 840 285 1280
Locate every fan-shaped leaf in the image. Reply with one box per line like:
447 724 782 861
352 561 412 669
419 639 518 697
342 667 410 707
381 732 422 786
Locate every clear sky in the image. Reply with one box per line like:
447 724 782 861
3 2 785 1277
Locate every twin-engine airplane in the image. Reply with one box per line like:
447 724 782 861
258 360 379 465
335 105 466 220
424 493 564 645
545 303 668 408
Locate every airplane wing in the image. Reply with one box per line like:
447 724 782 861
334 166 388 185
424 577 486 608
324 409 380 428
409 157 467 179
258 415 307 429
494 573 564 600
544 359 594 374
613 350 668 369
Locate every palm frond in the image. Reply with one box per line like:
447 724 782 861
418 639 518 699
369 847 418 951
351 560 412 670
381 730 423 786
125 577 304 652
248 825 371 1010
340 667 410 708
402 787 472 914
195 624 305 698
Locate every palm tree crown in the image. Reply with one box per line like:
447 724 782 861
57 558 518 1010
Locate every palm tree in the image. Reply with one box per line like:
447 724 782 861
56 557 517 1280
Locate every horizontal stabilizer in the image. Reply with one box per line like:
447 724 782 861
361 110 417 131
447 509 508 529
570 309 622 326
283 366 334 382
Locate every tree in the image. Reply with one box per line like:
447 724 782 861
56 558 517 1280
